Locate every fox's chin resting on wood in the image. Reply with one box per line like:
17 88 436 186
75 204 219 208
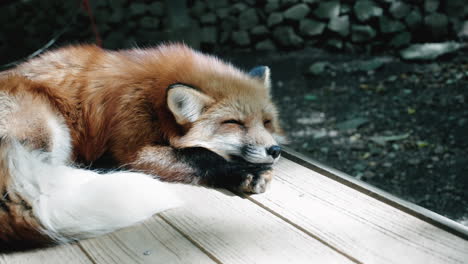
0 43 285 249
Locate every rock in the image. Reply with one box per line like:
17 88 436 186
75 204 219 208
232 30 250 46
255 39 276 51
239 9 259 30
370 133 409 145
351 25 376 42
265 0 280 13
446 0 466 17
280 0 300 7
451 18 463 35
299 19 326 37
284 4 310 21
353 163 366 172
390 31 411 47
139 17 160 29
380 16 406 33
201 27 217 44
273 26 303 48
387 75 398 82
312 128 327 139
296 112 326 125
220 19 236 33
314 0 340 20
149 2 164 16
400 42 465 60
251 25 269 38
425 13 448 38
408 158 421 165
424 0 439 13
200 13 217 25
389 1 411 19
405 9 423 30
108 8 124 23
206 0 229 9
340 3 351 14
190 1 206 17
304 94 318 101
216 8 230 19
354 0 382 22
231 3 248 14
336 117 369 130
220 31 231 44
328 15 350 37
351 140 366 150
320 147 329 153
243 0 257 6
307 62 330 75
267 12 283 27
458 21 468 39
363 171 376 179
130 3 147 16
434 145 444 154
326 39 343 50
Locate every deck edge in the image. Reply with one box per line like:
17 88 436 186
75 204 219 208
282 147 468 241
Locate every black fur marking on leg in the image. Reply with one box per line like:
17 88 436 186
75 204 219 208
0 199 9 212
0 192 11 213
174 147 271 190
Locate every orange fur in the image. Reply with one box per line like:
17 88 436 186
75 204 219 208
0 76 61 248
6 43 282 170
0 44 284 246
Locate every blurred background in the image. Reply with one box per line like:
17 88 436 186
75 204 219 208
1 0 467 225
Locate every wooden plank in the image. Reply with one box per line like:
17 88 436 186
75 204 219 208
283 148 468 240
0 244 92 264
79 215 216 264
161 184 355 264
247 158 468 264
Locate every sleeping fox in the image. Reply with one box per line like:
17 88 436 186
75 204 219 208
0 44 285 248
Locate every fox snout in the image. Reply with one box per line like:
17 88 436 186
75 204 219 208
241 144 282 164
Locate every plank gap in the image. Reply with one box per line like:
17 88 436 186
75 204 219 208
243 194 363 264
158 214 223 264
77 243 98 264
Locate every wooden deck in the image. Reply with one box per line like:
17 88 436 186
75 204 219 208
2 151 468 264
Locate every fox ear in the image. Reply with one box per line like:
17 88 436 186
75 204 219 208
248 66 271 91
167 84 214 125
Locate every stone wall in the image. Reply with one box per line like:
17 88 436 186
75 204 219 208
1 0 467 65
189 0 467 52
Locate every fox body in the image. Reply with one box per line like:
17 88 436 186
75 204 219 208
0 44 284 248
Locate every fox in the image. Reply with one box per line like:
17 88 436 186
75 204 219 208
0 43 285 249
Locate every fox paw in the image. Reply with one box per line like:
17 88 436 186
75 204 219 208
239 170 274 194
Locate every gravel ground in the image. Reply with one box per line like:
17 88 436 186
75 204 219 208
225 47 468 225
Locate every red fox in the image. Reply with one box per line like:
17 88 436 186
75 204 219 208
0 44 285 248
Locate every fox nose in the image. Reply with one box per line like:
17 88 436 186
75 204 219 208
267 145 282 159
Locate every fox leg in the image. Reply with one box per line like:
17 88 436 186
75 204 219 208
130 145 272 193
0 82 180 247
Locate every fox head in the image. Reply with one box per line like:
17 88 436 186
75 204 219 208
168 66 286 165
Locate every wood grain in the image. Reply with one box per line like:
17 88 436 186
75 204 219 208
0 244 92 264
161 184 355 264
247 158 468 264
4 157 465 264
79 215 216 264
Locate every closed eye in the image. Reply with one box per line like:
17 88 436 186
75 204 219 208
222 119 244 126
264 119 272 125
